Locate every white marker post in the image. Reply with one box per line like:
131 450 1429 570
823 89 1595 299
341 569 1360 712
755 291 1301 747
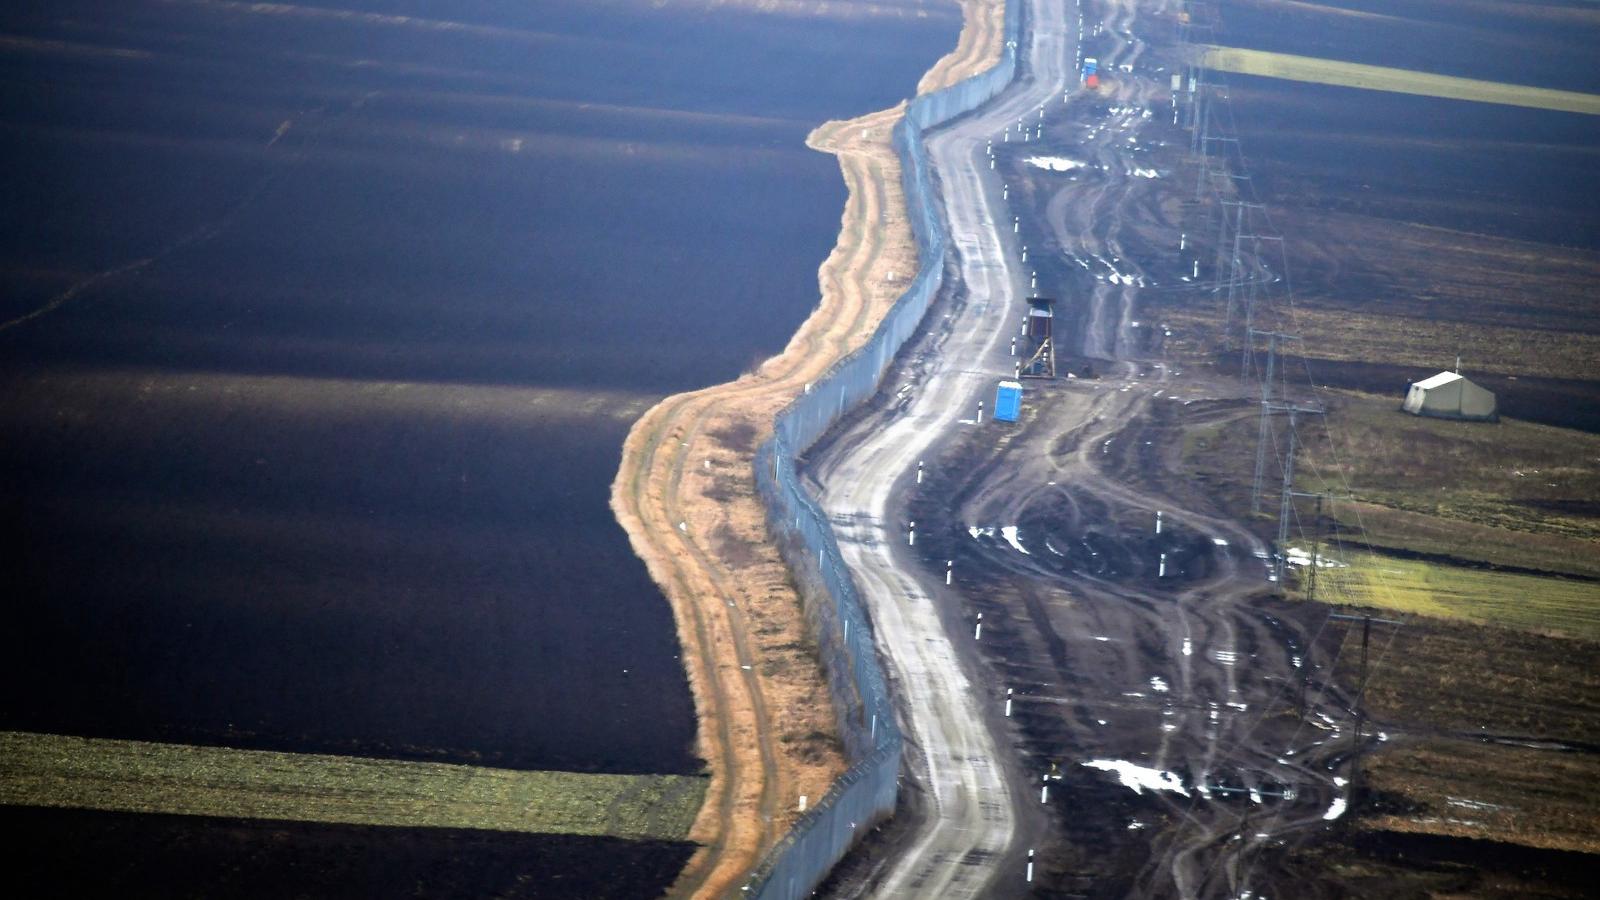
1156 510 1163 534
1004 688 1013 717
1159 553 1167 578
1003 183 1009 200
908 521 916 546
917 460 924 484
1011 337 1017 356
1021 245 1028 262
974 613 983 641
946 560 953 585
1041 776 1049 803
1027 849 1035 883
1031 271 1037 289
1193 259 1199 278
977 400 985 423
1179 232 1186 251
1013 216 1020 233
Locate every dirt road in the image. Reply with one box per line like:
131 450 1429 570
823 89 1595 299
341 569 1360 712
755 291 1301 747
808 0 1077 895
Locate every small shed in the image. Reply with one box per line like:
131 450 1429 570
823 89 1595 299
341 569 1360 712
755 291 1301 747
1402 371 1497 422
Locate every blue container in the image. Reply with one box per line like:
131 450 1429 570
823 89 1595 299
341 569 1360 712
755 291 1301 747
994 380 1022 422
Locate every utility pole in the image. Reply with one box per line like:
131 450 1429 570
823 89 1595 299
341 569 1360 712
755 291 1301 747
1289 491 1327 602
1249 330 1300 512
1184 5 1219 138
1188 44 1224 154
1264 402 1324 586
1234 243 1281 372
1213 201 1261 301
1194 134 1237 202
1231 232 1280 370
1207 169 1252 201
1289 490 1327 714
1327 611 1402 798
1188 70 1205 143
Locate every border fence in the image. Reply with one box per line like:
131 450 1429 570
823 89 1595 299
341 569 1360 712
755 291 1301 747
739 3 1023 896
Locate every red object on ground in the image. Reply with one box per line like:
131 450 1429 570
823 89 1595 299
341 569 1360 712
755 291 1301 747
1085 73 1100 89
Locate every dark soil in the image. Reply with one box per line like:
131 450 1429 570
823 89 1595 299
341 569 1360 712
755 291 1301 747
0 806 696 900
1275 828 1598 900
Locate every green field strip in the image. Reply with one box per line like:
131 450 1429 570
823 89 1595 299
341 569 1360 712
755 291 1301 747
1296 550 1600 641
1203 46 1600 116
0 732 705 841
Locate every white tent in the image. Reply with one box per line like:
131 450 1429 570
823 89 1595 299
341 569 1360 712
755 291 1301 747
1402 371 1497 422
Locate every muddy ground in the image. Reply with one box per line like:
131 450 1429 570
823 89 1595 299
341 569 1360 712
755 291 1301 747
811 0 1600 895
891 364 1598 897
901 368 1355 898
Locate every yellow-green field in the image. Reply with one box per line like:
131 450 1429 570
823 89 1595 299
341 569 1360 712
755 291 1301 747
1294 549 1600 642
0 732 705 840
1203 46 1600 116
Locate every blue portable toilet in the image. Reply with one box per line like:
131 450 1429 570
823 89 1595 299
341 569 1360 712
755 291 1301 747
994 380 1022 422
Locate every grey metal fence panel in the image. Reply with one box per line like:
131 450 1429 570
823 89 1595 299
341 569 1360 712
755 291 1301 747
738 4 1021 897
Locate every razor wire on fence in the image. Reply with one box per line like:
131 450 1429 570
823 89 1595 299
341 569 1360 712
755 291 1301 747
738 4 1021 897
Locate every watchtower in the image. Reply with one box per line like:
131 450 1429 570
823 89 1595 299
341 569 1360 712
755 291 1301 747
1019 296 1057 378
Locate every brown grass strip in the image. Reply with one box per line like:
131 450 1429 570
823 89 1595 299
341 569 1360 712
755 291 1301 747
609 4 1006 896
920 0 1008 94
